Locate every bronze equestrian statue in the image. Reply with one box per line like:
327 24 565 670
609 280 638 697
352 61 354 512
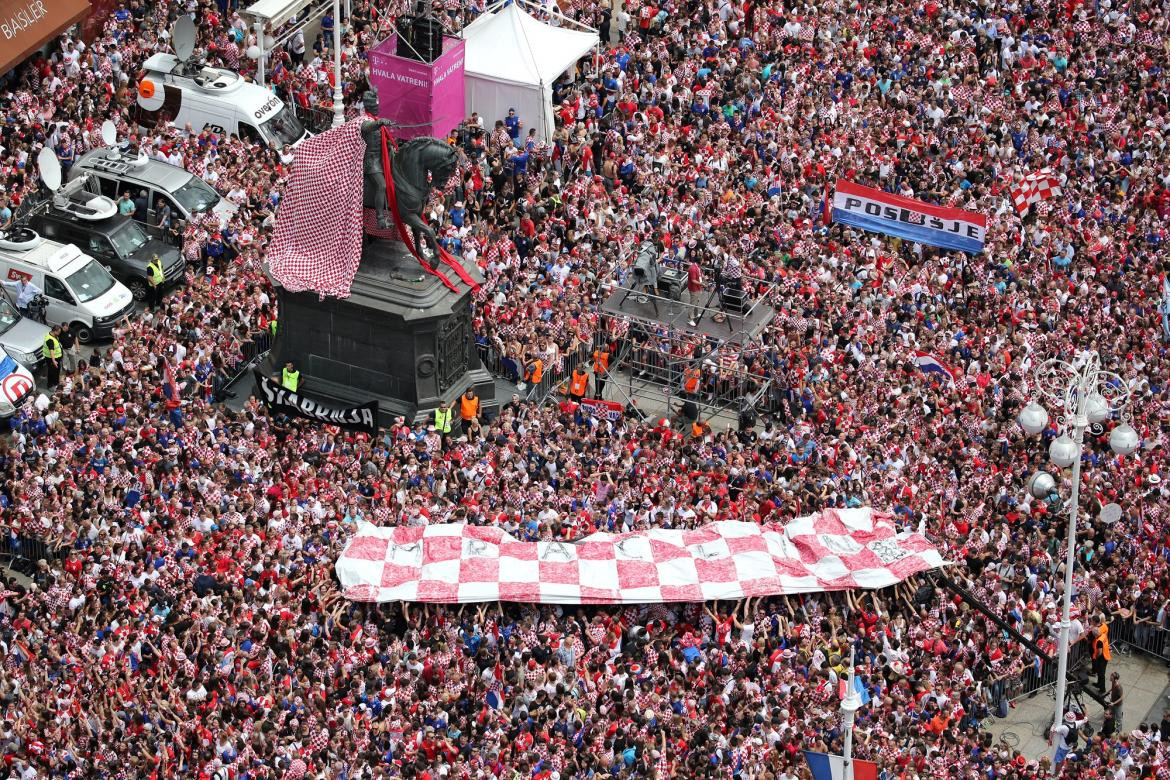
360 90 460 260
361 91 395 230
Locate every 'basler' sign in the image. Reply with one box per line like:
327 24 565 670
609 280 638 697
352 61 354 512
1 0 47 40
0 0 93 75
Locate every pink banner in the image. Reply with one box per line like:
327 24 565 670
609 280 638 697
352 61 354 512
368 33 465 140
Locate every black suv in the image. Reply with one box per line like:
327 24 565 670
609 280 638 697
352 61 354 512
28 210 186 301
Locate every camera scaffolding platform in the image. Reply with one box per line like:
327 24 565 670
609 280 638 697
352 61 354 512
595 268 778 426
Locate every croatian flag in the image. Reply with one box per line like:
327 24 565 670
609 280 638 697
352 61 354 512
912 352 955 385
803 751 879 780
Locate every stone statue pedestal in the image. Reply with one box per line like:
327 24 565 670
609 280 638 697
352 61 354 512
260 239 496 427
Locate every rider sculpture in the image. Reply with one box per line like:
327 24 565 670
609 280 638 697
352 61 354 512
360 90 459 262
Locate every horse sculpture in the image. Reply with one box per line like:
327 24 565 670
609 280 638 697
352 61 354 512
362 105 459 261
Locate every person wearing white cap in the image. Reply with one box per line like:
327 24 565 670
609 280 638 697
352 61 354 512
1050 709 1085 765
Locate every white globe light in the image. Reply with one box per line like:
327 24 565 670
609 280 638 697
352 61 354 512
246 45 262 60
263 35 276 49
1049 435 1079 469
1109 423 1140 456
1027 471 1057 500
1018 402 1049 435
1085 392 1110 425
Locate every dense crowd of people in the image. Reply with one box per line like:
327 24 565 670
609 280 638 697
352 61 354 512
2 0 1170 776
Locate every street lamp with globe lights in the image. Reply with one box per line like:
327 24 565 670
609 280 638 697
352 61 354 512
1016 351 1137 775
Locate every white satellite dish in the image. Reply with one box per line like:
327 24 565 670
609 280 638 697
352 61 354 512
1100 503 1122 524
37 147 62 191
53 178 118 221
173 15 197 62
100 119 117 146
0 227 43 251
39 145 117 221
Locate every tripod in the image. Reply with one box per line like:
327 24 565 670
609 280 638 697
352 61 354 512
700 269 743 327
1049 679 1089 720
618 266 660 315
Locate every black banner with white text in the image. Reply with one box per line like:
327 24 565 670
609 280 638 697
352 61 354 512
253 370 379 434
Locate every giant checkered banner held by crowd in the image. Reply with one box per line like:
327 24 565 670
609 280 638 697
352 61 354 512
831 179 987 254
335 508 949 604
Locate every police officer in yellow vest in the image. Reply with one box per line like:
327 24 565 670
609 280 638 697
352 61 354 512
43 325 63 387
433 400 454 442
147 254 165 307
281 361 301 392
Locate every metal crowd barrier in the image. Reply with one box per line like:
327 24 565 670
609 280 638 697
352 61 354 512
523 344 588 405
477 340 595 406
218 331 273 398
1000 631 1095 704
294 104 336 135
1108 616 1170 663
995 616 1167 705
0 532 64 575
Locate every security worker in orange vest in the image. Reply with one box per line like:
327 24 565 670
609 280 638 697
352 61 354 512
568 365 590 402
523 354 544 388
1091 615 1112 690
682 365 701 395
691 418 711 439
592 346 610 398
459 387 480 435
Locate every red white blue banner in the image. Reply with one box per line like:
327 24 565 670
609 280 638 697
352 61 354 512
579 398 624 421
912 351 956 384
803 751 878 780
831 180 986 254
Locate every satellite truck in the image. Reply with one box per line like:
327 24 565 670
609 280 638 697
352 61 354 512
0 147 135 345
134 16 311 148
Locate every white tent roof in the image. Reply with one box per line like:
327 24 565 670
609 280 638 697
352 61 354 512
463 2 598 86
245 0 316 28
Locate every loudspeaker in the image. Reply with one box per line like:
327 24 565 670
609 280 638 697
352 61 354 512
397 16 444 62
658 268 685 301
720 285 748 313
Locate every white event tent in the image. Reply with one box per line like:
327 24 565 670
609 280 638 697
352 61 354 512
462 0 599 142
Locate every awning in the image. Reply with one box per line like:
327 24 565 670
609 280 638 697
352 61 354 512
244 0 315 28
0 0 90 74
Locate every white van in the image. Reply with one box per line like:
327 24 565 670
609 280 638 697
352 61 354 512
134 53 311 148
0 238 135 344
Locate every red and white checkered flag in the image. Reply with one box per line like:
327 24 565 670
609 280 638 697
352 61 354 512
267 119 367 299
335 508 948 604
1011 169 1063 215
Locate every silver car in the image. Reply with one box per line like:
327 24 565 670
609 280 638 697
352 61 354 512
0 294 52 369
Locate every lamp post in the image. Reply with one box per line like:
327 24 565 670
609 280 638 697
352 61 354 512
331 0 345 128
1016 351 1138 776
840 646 862 780
255 19 267 86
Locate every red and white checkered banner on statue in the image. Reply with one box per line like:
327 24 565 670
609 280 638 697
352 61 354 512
335 508 948 604
267 119 367 299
